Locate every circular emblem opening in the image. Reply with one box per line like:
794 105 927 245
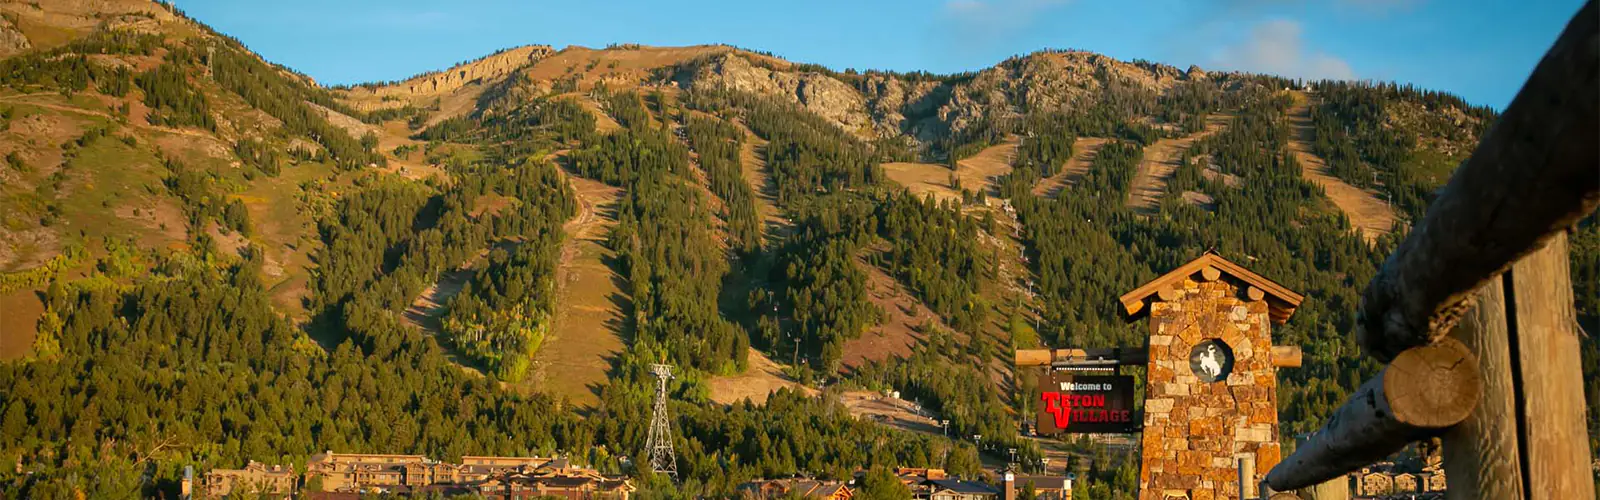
1188 339 1235 383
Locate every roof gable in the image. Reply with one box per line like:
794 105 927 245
1118 252 1304 324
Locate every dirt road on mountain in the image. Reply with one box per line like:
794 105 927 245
734 119 790 243
1285 95 1395 243
1032 137 1109 198
1126 116 1230 213
534 170 629 409
707 348 816 405
955 136 1020 195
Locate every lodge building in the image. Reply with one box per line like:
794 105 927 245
199 452 633 499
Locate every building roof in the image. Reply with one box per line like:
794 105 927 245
1118 251 1304 324
738 479 850 498
1010 475 1069 491
928 479 1000 495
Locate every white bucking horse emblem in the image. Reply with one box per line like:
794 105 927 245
1197 344 1223 379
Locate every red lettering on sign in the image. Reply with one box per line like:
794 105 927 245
1043 391 1126 429
1043 390 1131 430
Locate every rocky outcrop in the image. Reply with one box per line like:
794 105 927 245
676 54 883 137
923 51 1195 141
858 74 945 138
376 45 554 98
0 16 30 58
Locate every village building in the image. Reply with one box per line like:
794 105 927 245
926 478 1002 500
887 467 1001 500
895 467 949 482
1345 465 1448 498
1353 467 1396 497
1420 471 1447 492
1002 472 1071 500
205 452 632 499
1392 472 1418 494
475 467 636 500
737 478 853 500
202 460 297 498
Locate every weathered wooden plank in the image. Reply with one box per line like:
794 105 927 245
1354 0 1599 362
1298 477 1349 500
1265 338 1481 490
1442 278 1524 499
1508 232 1595 499
1270 345 1303 368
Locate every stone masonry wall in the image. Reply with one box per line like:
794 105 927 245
1137 277 1281 500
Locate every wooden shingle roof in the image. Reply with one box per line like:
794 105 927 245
1119 251 1304 324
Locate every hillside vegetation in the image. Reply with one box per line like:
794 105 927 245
0 2 1593 498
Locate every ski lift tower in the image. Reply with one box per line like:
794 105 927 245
646 364 678 479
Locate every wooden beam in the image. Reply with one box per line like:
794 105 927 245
1353 0 1599 362
1442 278 1524 499
1265 338 1481 491
1118 253 1304 321
1270 345 1302 368
1507 233 1595 498
1015 349 1054 367
1124 300 1144 316
1013 348 1148 367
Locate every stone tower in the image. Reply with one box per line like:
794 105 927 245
1119 252 1303 500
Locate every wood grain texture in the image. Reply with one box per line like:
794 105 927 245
1443 278 1524 499
1354 0 1599 362
1270 345 1303 368
1509 233 1595 499
1266 338 1480 490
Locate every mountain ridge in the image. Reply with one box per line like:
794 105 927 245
8 5 1586 499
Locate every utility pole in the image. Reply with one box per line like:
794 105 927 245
646 364 678 479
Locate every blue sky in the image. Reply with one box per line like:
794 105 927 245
172 0 1585 109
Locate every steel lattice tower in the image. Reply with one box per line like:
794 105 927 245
645 364 678 479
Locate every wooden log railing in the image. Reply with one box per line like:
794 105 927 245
1013 346 1304 369
1352 0 1599 363
1266 0 1598 494
1264 339 1480 488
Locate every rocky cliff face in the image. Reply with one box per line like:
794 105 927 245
928 51 1191 138
376 45 555 98
676 54 883 137
670 49 1202 145
858 74 946 140
0 17 30 59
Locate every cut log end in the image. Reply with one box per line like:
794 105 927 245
1266 337 1482 491
1385 337 1481 428
1156 286 1179 301
1271 345 1303 368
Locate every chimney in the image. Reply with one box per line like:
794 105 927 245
1004 471 1015 500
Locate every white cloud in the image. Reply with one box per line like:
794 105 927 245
1211 19 1356 80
